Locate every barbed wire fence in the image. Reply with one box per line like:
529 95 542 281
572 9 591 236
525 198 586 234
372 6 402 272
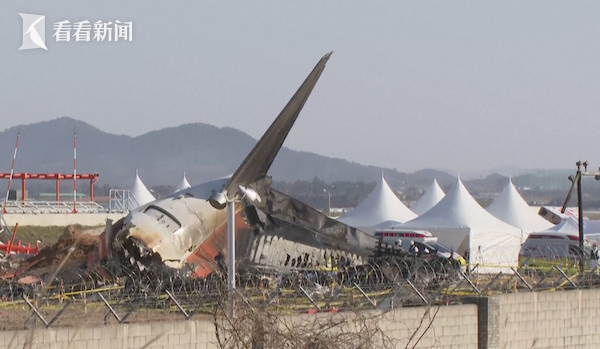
0 247 598 335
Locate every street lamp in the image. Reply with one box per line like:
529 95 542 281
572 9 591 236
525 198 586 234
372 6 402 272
208 189 236 317
226 198 236 317
323 188 331 216
208 185 260 318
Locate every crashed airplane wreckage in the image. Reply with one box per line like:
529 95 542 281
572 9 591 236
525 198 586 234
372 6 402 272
106 52 381 278
0 53 460 300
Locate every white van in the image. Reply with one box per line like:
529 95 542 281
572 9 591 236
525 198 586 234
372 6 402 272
518 232 591 274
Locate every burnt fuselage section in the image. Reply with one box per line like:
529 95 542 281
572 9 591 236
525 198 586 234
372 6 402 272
110 177 378 277
111 178 231 274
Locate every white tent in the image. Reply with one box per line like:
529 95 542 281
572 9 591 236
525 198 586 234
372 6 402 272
371 220 404 230
401 178 522 271
338 174 417 232
539 216 579 235
486 178 554 240
131 170 155 208
410 179 445 215
537 216 600 243
173 172 192 193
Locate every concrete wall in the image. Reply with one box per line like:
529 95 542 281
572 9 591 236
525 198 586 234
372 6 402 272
3 289 600 349
0 304 478 349
380 305 478 348
2 213 125 227
0 319 218 349
492 289 600 349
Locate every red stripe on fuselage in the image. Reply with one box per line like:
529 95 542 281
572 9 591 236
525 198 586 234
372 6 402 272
186 208 251 278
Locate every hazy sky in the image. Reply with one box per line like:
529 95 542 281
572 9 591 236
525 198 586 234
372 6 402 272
2 1 600 175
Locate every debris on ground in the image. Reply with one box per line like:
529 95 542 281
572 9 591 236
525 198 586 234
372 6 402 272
18 225 101 270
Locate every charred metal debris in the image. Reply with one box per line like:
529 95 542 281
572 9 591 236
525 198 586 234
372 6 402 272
0 222 463 304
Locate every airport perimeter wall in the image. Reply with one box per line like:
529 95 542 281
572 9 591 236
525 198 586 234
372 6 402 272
0 305 478 349
2 213 125 227
2 289 600 348
478 289 600 349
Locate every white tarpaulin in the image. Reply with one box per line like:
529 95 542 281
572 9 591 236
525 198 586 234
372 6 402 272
410 179 445 215
486 178 554 241
131 170 155 208
401 178 522 272
338 174 416 232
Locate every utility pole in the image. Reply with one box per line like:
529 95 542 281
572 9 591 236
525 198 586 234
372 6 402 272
562 161 600 273
576 161 584 273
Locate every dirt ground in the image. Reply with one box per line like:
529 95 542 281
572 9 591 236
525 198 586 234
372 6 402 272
1 225 103 247
1 225 101 277
23 225 100 269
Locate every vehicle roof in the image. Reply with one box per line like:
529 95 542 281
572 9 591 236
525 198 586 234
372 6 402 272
524 232 588 242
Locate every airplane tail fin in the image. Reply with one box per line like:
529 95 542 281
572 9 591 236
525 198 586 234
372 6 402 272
210 52 332 209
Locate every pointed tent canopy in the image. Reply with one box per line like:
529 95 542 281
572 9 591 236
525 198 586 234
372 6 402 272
523 216 600 247
174 172 192 193
486 178 554 232
402 178 519 230
536 216 600 235
338 174 417 231
410 179 445 215
539 216 580 235
131 170 155 208
402 178 521 271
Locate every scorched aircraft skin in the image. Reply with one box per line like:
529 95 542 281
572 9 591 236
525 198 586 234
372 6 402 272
108 53 378 277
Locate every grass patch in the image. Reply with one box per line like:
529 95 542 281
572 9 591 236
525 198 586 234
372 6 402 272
0 225 102 246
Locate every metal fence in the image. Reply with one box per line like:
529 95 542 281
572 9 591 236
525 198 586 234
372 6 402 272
1 200 106 214
108 189 138 213
0 256 598 331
